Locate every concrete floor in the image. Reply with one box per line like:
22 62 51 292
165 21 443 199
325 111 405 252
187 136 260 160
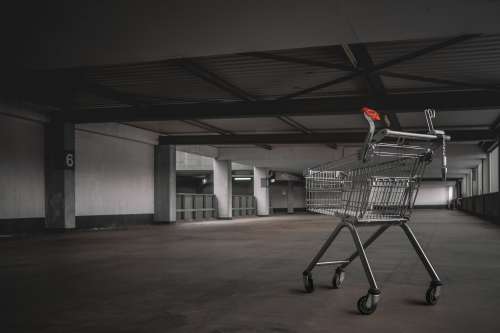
1 210 500 332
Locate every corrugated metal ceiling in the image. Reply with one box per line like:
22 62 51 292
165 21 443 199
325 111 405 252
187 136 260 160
68 34 500 136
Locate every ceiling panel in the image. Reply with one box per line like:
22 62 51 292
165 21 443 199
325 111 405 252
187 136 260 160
198 53 360 99
368 35 500 90
397 109 500 128
200 117 296 133
84 61 236 101
289 114 368 130
127 121 210 134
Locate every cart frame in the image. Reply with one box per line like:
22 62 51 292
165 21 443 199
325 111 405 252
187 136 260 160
301 108 448 314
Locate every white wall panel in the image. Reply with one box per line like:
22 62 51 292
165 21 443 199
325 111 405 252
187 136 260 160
414 182 451 206
75 130 154 215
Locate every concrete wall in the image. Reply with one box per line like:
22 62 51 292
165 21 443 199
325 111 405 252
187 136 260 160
75 129 155 216
0 111 158 221
415 182 453 206
0 112 45 219
270 182 305 210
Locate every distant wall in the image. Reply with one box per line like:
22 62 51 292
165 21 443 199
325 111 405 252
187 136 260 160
0 112 45 219
414 181 453 207
270 182 305 210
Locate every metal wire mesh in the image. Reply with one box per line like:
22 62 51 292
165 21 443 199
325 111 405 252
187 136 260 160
305 151 429 223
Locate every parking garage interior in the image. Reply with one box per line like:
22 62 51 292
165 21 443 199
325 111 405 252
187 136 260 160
2 1 500 332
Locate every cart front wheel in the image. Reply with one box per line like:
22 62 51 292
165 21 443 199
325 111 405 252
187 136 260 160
332 269 345 289
357 294 378 315
425 285 441 305
303 273 314 293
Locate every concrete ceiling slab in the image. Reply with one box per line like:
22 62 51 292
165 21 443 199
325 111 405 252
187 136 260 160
7 1 500 69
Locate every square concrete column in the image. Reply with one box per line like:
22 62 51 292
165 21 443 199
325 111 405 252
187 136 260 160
287 181 294 214
213 159 232 219
253 167 270 216
154 145 176 223
45 120 75 229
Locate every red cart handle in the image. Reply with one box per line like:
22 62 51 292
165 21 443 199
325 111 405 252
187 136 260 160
361 107 381 121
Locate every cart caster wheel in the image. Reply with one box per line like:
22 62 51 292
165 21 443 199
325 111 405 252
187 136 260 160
332 269 345 289
357 294 379 315
303 273 314 293
425 284 441 305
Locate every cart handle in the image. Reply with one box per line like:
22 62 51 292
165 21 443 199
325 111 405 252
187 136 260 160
361 107 380 162
373 129 450 143
360 107 450 181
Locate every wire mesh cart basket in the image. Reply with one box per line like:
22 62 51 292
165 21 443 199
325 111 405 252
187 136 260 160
302 108 449 314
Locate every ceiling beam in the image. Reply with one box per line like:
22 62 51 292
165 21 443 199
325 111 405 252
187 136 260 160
159 129 495 146
343 44 402 130
174 62 273 150
68 90 500 123
175 59 254 102
182 119 233 135
243 51 500 94
175 59 324 149
276 115 338 149
278 34 480 100
182 119 272 150
240 52 354 71
276 116 312 134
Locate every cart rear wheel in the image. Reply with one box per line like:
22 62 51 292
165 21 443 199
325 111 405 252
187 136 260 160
357 295 378 315
303 274 314 293
425 285 441 305
332 269 345 289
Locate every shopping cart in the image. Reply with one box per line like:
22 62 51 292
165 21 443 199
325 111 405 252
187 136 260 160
302 107 449 315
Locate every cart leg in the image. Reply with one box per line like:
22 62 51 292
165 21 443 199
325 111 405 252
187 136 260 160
345 223 380 294
338 225 390 271
400 222 442 305
345 223 381 314
303 222 345 276
400 222 441 282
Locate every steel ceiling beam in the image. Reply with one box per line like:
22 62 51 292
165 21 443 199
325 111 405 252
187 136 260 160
276 116 312 134
276 115 338 149
244 51 500 94
240 52 354 71
68 90 500 123
175 59 322 148
182 119 233 135
278 34 481 100
182 119 272 150
159 129 495 146
174 61 276 150
345 44 402 130
175 59 254 102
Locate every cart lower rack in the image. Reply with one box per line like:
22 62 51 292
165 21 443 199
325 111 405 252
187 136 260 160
302 108 448 314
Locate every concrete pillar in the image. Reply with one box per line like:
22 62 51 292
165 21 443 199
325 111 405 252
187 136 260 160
477 164 483 195
287 181 294 214
45 120 75 229
213 159 232 219
154 145 176 223
482 158 490 194
253 167 270 216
